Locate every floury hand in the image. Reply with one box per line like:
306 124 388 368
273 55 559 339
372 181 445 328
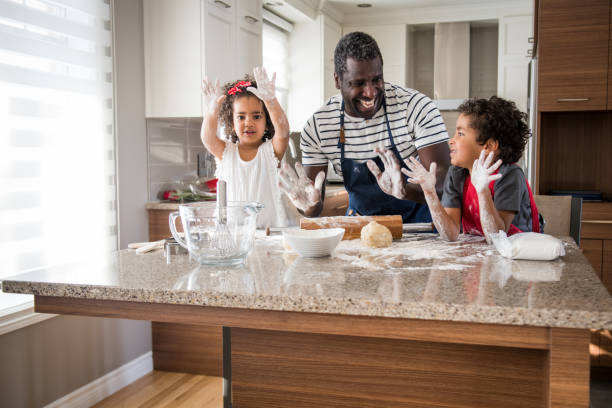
201 78 225 118
279 162 325 213
247 67 276 102
366 148 407 199
402 156 437 194
471 150 502 193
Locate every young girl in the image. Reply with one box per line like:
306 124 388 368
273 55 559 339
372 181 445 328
200 67 297 228
403 96 540 243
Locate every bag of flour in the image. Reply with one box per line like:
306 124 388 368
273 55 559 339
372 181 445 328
489 231 565 261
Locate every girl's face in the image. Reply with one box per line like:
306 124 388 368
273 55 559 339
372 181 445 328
232 96 267 148
449 114 486 170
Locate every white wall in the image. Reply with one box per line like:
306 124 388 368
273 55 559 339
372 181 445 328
342 24 407 86
115 0 149 248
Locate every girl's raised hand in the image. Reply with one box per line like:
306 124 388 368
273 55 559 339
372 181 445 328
201 77 225 117
402 156 437 194
471 150 502 193
247 67 276 102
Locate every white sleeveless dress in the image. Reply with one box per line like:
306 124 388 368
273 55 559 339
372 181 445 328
215 140 299 228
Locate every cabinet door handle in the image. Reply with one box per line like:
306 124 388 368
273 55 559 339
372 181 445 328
214 0 231 8
244 15 259 23
556 98 590 102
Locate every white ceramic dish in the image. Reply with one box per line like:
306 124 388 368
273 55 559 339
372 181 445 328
282 228 345 258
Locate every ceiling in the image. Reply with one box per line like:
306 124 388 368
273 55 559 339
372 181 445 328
326 0 470 15
263 0 521 23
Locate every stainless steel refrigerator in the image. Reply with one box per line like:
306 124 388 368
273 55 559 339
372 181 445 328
525 57 538 189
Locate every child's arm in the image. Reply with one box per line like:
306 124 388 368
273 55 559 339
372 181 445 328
247 67 289 161
402 157 461 241
471 151 514 243
200 78 226 160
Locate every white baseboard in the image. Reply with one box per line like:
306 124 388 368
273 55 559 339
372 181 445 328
45 351 153 408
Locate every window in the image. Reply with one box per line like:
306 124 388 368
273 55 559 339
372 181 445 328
0 0 116 311
262 18 290 112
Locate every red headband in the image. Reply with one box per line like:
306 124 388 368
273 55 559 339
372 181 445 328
228 81 252 95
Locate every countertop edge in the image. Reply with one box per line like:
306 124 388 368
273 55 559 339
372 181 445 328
3 281 611 330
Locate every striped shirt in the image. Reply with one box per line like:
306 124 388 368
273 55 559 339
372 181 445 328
300 83 449 176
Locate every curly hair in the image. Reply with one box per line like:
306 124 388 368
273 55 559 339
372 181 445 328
334 31 383 79
218 75 274 144
457 96 530 164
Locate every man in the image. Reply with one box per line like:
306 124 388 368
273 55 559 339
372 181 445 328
279 31 450 222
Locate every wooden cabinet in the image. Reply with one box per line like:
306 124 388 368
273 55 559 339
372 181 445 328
537 0 610 111
144 0 262 118
604 239 612 293
581 202 612 371
609 4 612 109
581 202 612 293
148 208 180 241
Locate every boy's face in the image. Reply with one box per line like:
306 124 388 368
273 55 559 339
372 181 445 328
334 56 384 119
449 114 485 169
232 96 267 148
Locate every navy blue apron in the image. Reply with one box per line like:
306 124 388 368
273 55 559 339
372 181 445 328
338 99 432 223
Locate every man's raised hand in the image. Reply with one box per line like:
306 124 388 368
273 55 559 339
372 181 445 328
279 162 325 213
366 148 407 199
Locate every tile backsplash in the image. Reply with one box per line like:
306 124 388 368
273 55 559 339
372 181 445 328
146 118 216 201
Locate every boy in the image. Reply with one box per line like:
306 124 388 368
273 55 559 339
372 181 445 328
403 96 540 242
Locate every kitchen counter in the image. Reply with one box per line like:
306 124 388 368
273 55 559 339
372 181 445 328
2 234 611 328
3 234 609 407
145 185 348 211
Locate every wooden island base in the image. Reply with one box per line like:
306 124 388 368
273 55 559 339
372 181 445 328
35 296 590 408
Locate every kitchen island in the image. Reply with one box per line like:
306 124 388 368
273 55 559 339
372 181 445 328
2 233 611 407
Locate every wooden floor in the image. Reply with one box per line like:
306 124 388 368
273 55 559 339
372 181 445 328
92 371 222 408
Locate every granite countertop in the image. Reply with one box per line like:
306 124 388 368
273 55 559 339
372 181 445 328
146 185 347 210
2 234 611 329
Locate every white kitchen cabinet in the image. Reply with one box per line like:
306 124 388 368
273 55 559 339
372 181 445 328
235 0 263 80
202 0 235 85
497 15 532 112
144 0 262 118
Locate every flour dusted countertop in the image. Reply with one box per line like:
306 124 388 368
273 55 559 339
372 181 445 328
145 185 347 210
2 234 611 329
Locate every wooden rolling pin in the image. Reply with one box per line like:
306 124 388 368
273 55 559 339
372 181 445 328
300 215 403 240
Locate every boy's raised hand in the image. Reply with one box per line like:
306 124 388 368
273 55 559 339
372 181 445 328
471 150 502 193
366 148 407 199
279 162 325 213
247 67 276 102
402 156 437 194
201 77 225 117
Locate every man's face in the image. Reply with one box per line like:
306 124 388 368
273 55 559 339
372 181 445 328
334 57 384 119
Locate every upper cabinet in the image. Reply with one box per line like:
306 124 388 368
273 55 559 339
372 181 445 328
609 4 612 109
537 0 610 112
144 0 263 118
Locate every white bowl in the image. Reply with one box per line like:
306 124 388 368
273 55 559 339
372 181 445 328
282 228 345 258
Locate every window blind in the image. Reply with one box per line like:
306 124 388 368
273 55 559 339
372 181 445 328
0 0 116 310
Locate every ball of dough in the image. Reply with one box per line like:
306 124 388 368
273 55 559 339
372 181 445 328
361 221 393 248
